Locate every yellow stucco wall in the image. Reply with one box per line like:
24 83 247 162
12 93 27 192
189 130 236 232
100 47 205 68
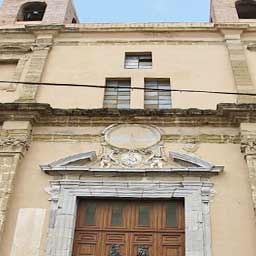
38 44 236 109
0 63 19 103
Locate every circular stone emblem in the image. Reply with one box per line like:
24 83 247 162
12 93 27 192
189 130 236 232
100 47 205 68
104 124 161 150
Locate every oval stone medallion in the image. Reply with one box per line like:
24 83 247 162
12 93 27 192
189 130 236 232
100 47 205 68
104 124 161 150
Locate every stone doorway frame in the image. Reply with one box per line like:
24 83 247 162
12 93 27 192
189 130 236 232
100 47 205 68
45 179 214 256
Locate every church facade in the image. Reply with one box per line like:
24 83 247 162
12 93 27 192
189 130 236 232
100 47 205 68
0 0 255 256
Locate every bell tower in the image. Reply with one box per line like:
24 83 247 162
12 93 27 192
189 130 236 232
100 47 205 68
211 0 256 22
0 0 79 26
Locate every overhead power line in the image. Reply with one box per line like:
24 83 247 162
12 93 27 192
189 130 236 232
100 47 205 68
1 80 256 97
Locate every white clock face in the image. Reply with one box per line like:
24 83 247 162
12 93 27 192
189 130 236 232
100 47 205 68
104 124 161 150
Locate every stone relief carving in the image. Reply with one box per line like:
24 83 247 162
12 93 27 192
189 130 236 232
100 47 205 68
0 136 30 150
99 142 174 168
97 124 178 168
44 186 60 202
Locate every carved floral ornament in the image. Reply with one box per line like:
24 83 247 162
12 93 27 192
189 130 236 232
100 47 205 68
40 124 224 175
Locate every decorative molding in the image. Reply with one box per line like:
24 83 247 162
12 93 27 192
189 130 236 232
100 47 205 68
1 22 256 34
31 133 240 144
54 40 225 47
40 124 223 174
45 179 215 256
0 136 30 151
0 103 256 127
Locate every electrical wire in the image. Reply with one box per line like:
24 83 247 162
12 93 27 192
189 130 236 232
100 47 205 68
1 80 256 96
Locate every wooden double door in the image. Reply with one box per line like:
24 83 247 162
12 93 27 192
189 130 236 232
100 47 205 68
73 198 185 256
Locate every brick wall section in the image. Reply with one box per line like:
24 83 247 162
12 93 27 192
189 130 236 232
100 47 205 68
0 0 78 25
0 121 32 243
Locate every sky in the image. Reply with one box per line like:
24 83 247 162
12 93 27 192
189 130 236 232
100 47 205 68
0 0 211 23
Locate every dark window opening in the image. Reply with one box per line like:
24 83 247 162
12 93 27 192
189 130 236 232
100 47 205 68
17 2 47 22
72 18 77 24
236 0 256 19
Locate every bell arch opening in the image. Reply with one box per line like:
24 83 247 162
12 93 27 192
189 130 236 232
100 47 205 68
72 18 77 23
17 2 47 22
236 0 256 19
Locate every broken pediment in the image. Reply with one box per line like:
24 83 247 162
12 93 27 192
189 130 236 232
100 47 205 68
40 150 223 175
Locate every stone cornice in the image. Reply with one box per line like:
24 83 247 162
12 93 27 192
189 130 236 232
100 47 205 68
0 23 256 34
0 103 255 127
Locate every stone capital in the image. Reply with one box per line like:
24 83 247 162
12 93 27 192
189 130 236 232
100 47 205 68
240 123 256 157
220 29 243 41
0 121 32 155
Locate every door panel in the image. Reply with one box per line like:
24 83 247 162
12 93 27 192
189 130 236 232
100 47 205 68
162 246 182 256
73 232 100 256
73 199 185 256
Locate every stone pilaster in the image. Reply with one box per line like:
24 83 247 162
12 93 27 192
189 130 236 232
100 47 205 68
0 121 32 242
222 30 256 104
241 123 256 215
18 34 53 102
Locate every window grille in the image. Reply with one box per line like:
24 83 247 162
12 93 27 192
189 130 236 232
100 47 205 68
125 53 152 69
144 79 172 110
103 79 131 109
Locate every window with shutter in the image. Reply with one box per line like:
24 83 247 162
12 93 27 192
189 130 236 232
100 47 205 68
103 79 131 109
144 78 172 110
125 52 152 69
